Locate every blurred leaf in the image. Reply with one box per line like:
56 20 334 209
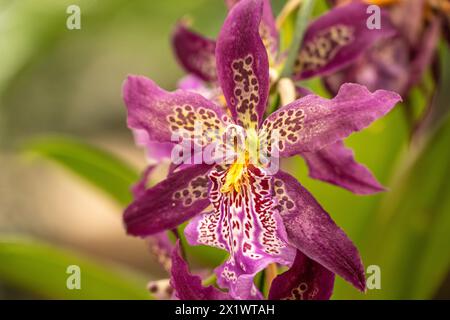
360 118 450 299
0 237 151 299
352 48 450 299
23 135 139 206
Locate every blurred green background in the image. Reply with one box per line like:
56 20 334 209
0 0 449 299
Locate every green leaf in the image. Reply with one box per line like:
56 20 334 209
0 237 151 299
23 135 139 206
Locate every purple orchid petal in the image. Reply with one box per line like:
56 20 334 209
268 250 335 300
293 2 396 80
124 164 212 237
171 241 232 300
185 165 295 299
273 170 366 291
227 0 279 61
260 83 401 156
123 75 230 146
216 0 270 130
172 22 217 82
301 140 385 195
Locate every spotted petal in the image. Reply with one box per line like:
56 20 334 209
259 83 401 156
172 22 217 82
216 0 270 130
124 164 212 237
185 165 295 299
123 75 230 149
293 2 396 80
301 140 385 195
268 250 335 300
273 170 366 291
170 241 232 300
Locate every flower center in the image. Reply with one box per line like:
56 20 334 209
220 160 246 193
220 128 263 194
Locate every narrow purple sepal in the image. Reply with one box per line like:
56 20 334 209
172 22 217 82
216 0 270 129
294 2 396 80
273 170 366 291
301 140 386 195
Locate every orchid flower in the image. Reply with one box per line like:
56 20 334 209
325 0 443 98
123 0 401 299
172 0 397 195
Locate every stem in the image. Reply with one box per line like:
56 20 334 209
280 0 314 78
276 0 302 30
202 274 217 287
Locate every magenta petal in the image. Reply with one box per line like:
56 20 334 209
123 75 229 145
260 83 401 156
268 250 335 300
172 22 217 82
216 0 270 129
294 2 396 80
171 241 232 300
273 170 366 291
228 0 279 59
301 140 385 195
124 164 212 237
